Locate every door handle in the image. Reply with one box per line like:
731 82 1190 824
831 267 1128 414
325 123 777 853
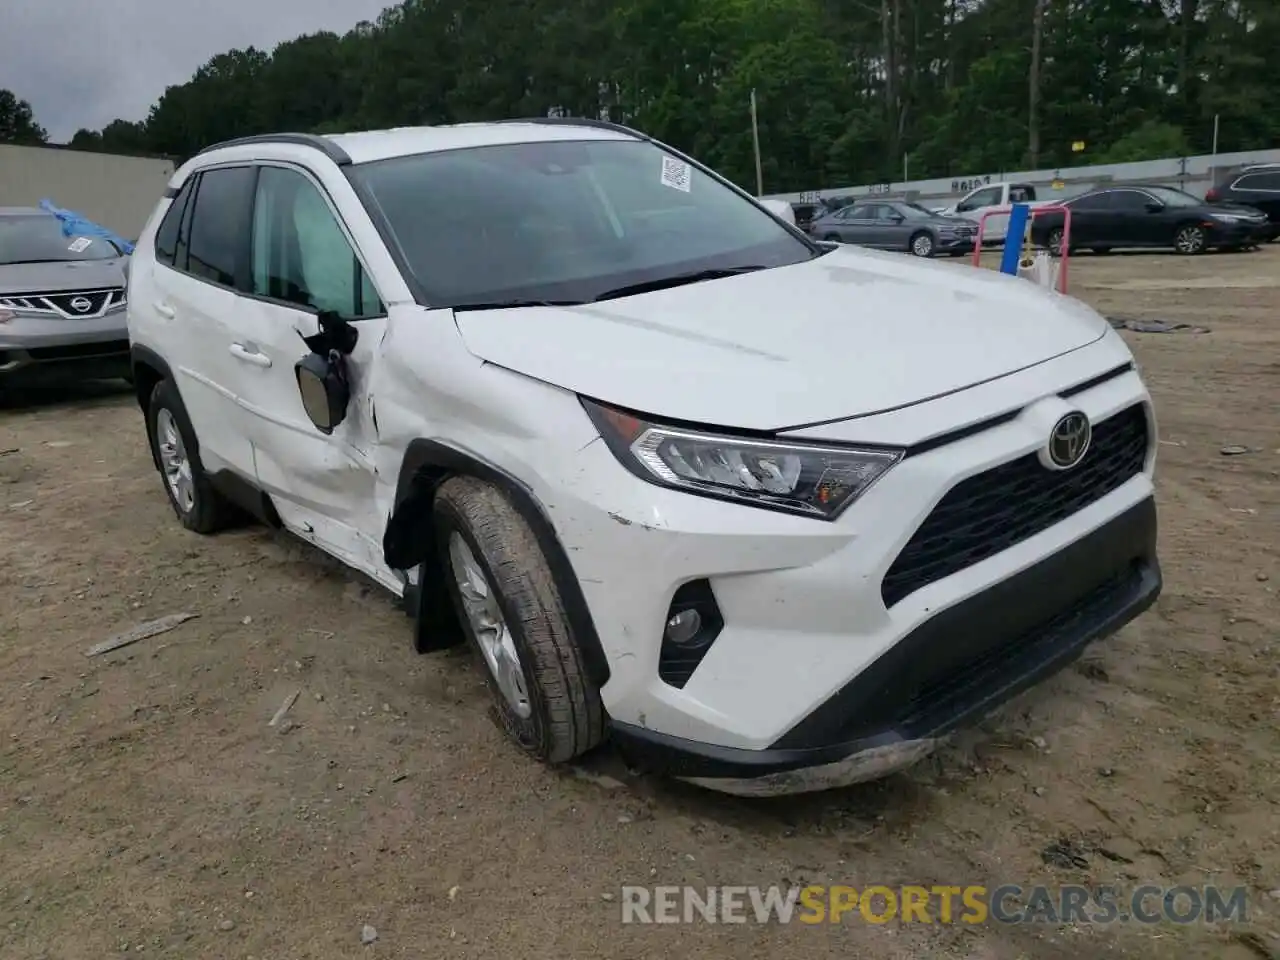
153 302 175 319
229 343 272 368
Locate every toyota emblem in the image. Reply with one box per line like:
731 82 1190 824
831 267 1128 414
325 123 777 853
69 296 93 313
1048 412 1091 469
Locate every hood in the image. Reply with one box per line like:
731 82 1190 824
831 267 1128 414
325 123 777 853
0 257 128 296
453 245 1110 430
931 213 976 226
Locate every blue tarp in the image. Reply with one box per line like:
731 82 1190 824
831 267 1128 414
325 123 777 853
37 199 135 255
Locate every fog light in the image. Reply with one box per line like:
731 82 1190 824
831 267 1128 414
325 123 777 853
665 608 703 646
658 579 724 688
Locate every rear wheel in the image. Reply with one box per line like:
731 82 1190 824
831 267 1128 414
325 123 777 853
1048 227 1066 257
146 379 238 534
433 477 605 764
1174 224 1206 255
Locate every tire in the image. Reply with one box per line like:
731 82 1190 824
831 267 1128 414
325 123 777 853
909 231 935 257
1174 224 1206 255
433 476 605 764
146 379 238 534
1047 227 1067 258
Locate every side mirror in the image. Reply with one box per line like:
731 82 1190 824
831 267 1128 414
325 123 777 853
887 213 905 223
295 351 350 434
1145 201 1164 213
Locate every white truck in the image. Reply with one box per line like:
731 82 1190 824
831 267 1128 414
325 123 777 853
934 181 1056 246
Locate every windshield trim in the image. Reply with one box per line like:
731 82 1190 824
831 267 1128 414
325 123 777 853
343 137 822 309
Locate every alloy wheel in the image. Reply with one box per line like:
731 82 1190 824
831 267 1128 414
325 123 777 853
155 408 195 514
448 532 532 718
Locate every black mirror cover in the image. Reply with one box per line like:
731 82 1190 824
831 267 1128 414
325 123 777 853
295 351 350 435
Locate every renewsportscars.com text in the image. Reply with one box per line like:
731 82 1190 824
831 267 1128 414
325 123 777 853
619 884 1248 926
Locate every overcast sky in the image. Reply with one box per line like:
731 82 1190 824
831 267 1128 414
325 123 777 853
0 0 396 142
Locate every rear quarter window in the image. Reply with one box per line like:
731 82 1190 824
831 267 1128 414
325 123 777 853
154 180 195 266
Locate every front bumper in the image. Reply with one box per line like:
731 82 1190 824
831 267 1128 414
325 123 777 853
611 496 1160 795
1206 220 1270 246
0 309 130 384
937 233 977 253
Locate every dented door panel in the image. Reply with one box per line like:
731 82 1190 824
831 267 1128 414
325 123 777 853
234 296 387 571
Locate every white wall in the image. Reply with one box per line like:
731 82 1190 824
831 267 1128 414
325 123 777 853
0 144 174 239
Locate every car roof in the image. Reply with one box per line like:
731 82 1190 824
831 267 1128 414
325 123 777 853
197 120 640 168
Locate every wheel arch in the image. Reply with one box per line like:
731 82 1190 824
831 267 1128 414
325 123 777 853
384 439 611 687
130 344 176 472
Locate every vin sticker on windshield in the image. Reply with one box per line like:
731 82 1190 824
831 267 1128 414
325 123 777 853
660 156 692 192
67 237 92 253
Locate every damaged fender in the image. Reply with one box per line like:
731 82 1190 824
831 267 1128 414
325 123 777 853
383 438 611 687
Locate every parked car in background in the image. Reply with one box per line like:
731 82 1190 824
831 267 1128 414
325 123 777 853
0 207 131 392
935 181 1052 245
810 199 977 257
1029 184 1269 255
1205 163 1280 241
790 202 821 231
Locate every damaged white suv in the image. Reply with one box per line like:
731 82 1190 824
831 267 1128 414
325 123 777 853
127 120 1161 796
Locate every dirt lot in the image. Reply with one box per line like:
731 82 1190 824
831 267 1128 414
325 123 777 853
2 247 1277 960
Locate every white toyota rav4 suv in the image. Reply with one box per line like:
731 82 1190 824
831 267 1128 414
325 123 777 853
127 119 1161 796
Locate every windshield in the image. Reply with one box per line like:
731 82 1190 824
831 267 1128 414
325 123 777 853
0 216 121 265
351 138 818 306
1145 186 1202 208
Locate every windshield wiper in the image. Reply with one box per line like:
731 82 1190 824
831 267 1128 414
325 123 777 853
450 298 591 312
592 266 767 302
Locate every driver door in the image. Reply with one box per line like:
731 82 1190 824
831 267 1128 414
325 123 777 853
233 162 389 575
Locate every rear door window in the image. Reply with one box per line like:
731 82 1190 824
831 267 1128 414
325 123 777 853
185 166 256 290
1235 172 1280 191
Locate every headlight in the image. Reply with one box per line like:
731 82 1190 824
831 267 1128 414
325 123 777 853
581 398 903 519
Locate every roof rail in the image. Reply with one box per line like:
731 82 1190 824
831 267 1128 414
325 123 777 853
195 132 351 165
498 116 647 140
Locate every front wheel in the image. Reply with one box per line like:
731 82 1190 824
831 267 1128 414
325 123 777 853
909 232 935 257
433 477 605 764
1174 224 1206 255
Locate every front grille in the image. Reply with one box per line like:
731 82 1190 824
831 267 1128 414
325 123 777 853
881 403 1149 607
0 288 125 318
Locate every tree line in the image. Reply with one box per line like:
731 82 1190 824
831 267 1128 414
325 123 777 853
3 0 1278 193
